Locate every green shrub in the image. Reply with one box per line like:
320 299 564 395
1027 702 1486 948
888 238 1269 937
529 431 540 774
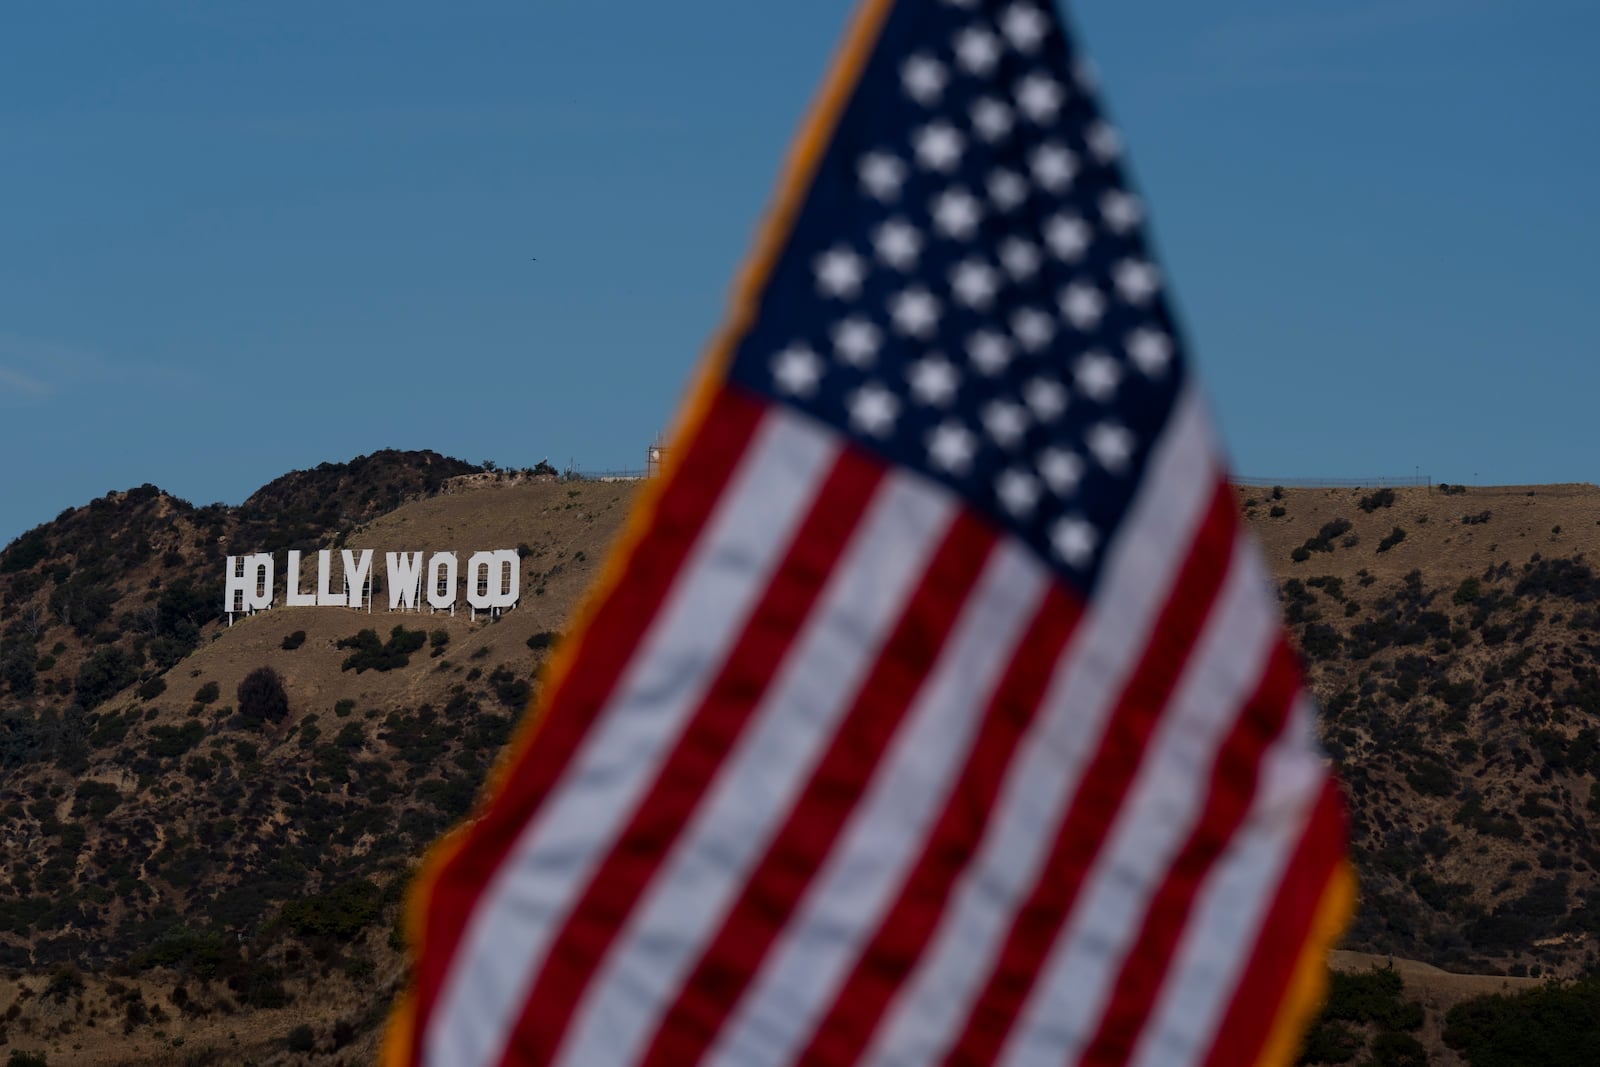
193 681 220 705
1444 977 1600 1065
137 675 167 701
338 626 426 673
74 647 137 709
281 630 306 651
238 666 289 724
7 1051 50 1067
1358 488 1396 513
1324 967 1423 1031
276 879 383 941
1377 526 1407 553
1 531 49 573
527 630 559 651
488 666 531 709
72 781 122 818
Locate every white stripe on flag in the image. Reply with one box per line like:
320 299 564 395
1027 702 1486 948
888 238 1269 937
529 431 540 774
427 408 838 1067
706 541 1049 1067
1128 698 1327 1067
551 472 956 1067
998 539 1275 1066
865 385 1219 1067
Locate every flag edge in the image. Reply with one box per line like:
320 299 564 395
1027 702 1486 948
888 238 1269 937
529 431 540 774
1252 858 1358 1067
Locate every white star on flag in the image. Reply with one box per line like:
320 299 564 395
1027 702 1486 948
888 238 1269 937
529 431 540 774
1016 73 1065 123
1050 513 1098 565
927 419 977 473
996 468 1042 516
932 188 983 240
998 237 1041 280
1101 189 1143 232
907 355 960 407
889 287 942 339
902 54 947 106
967 329 1013 375
1087 420 1135 471
971 97 1014 143
847 381 900 437
858 152 906 201
1087 120 1123 162
1038 445 1085 493
1074 350 1122 402
814 246 866 300
1126 327 1174 376
1029 142 1077 192
950 258 1000 310
1001 3 1049 54
873 218 923 270
954 26 1001 75
1011 307 1055 352
1114 258 1161 304
1023 376 1068 421
988 169 1028 212
981 398 1030 448
1060 282 1106 330
1045 213 1091 262
914 121 965 172
832 316 882 366
771 343 822 397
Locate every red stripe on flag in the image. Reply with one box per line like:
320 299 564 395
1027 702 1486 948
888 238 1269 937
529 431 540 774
1201 781 1346 1067
939 480 1238 1067
1078 637 1304 1065
409 387 765 1054
495 443 885 1065
794 584 1084 1066
637 510 998 1067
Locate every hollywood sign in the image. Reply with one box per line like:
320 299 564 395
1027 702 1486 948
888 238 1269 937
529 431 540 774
224 549 520 622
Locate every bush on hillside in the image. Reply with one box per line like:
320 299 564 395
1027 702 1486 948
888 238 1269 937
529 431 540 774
338 626 426 673
1444 977 1600 1065
238 666 289 724
1358 488 1396 512
74 647 137 710
275 879 383 941
281 630 306 651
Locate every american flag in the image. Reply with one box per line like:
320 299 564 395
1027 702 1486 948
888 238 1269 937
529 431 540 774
389 1 1351 1064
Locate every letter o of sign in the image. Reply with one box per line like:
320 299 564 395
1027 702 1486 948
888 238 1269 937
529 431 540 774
426 552 458 609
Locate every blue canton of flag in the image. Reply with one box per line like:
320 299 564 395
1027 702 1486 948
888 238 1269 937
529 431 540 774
727 0 1181 590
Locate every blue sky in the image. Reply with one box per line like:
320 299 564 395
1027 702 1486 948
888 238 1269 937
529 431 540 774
1 1 1595 547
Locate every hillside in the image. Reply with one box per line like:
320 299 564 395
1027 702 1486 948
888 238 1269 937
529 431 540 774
4 471 1600 1064
0 456 627 1064
1241 483 1600 984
